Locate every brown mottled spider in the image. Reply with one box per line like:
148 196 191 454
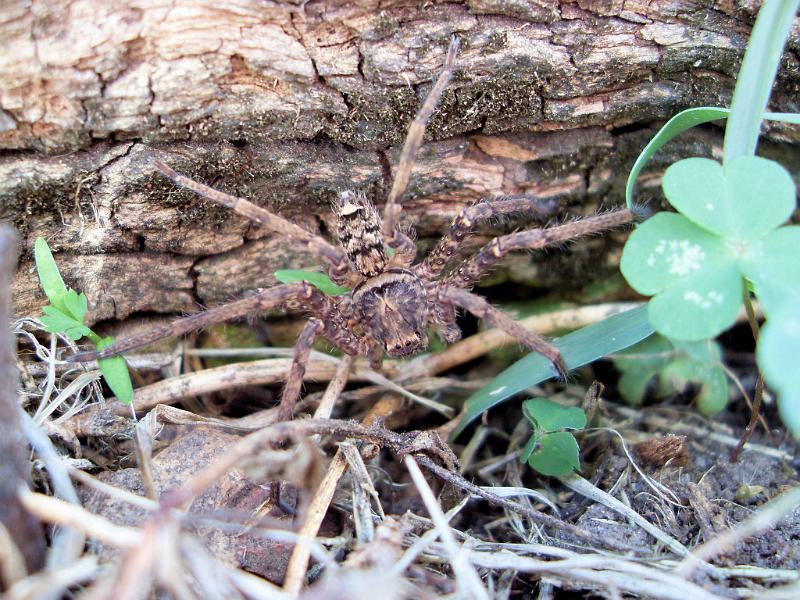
70 37 634 420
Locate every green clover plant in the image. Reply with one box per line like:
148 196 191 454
613 335 728 415
621 0 800 436
520 398 587 477
621 155 796 341
34 238 134 404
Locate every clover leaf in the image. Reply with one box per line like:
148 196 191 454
621 155 798 341
522 397 587 432
613 335 729 414
520 397 586 477
526 432 581 477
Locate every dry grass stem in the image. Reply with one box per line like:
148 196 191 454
18 489 141 549
404 455 489 600
560 474 699 563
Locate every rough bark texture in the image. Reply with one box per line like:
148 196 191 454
2 0 799 327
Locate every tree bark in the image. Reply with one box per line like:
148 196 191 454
2 0 799 325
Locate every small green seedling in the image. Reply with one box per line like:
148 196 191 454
520 397 587 477
613 334 728 415
34 238 134 404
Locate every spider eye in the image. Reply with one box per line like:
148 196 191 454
414 332 422 340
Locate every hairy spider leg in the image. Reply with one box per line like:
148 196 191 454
381 35 460 255
436 286 568 379
154 161 352 283
67 283 370 363
415 196 558 280
445 208 636 290
278 318 324 421
69 282 373 420
431 208 636 376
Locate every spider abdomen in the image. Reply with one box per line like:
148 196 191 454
334 191 388 277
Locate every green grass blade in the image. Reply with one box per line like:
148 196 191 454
625 109 800 208
723 0 800 163
452 305 654 438
34 237 69 311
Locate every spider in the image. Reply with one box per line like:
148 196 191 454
70 37 634 420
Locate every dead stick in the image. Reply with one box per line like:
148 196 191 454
283 394 401 596
0 225 44 581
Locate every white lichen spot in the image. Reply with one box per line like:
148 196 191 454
654 241 666 254
647 254 656 267
666 239 705 276
705 203 714 210
682 289 724 310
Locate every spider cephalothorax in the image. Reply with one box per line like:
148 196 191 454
69 36 635 421
352 267 429 358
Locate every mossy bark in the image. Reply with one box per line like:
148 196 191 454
2 0 799 326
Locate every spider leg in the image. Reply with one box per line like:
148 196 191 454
154 161 351 282
415 196 558 280
277 318 324 421
278 297 375 420
436 286 568 380
381 35 459 249
67 283 316 362
445 208 635 289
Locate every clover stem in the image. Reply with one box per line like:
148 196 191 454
730 375 765 462
742 285 760 343
730 285 764 462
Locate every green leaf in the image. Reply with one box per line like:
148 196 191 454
274 270 350 296
647 265 743 341
613 335 673 405
723 0 800 162
621 212 743 340
618 369 656 406
40 305 91 340
757 305 800 394
662 156 795 240
34 237 69 311
522 398 586 433
519 433 538 463
453 305 654 438
97 337 134 405
620 213 735 296
625 107 729 208
614 335 728 412
62 289 89 323
740 226 800 315
527 432 581 477
777 393 800 440
661 356 729 415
